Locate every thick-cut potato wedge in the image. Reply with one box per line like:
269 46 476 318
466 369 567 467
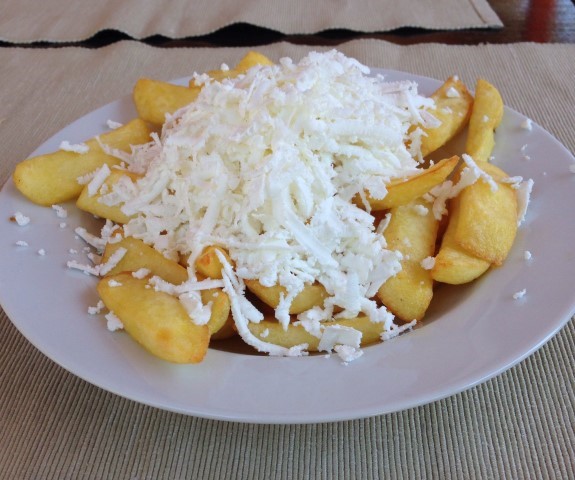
201 288 231 335
466 79 504 163
13 119 150 206
245 280 328 314
195 246 232 279
189 51 274 87
100 238 230 334
211 316 237 341
454 163 518 266
365 156 459 210
419 77 474 157
432 197 491 284
248 315 384 350
377 199 438 321
76 169 141 224
98 273 209 363
100 236 188 285
234 51 274 70
133 78 201 126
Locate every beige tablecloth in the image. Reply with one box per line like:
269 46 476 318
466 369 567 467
0 0 502 43
1 41 574 479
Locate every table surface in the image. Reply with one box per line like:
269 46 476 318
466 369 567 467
1 0 574 47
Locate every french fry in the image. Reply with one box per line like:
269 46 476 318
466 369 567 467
98 273 210 364
248 315 384 350
454 163 518 266
376 199 438 321
432 197 491 284
133 78 201 126
76 169 141 224
201 288 231 335
235 51 274 70
100 236 188 285
211 316 237 341
418 76 474 157
365 156 459 210
195 246 232 279
190 51 275 87
465 79 504 163
245 280 329 314
13 118 151 206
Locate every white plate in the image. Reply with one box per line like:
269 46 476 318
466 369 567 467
1 70 574 424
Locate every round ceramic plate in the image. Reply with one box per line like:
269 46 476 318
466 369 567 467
0 70 574 424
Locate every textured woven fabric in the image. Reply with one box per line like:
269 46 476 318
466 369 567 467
0 41 574 479
0 0 502 43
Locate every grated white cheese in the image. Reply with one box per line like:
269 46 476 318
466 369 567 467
381 319 417 341
105 311 124 331
13 212 30 226
420 256 435 270
87 164 111 196
446 87 460 98
521 118 533 131
37 249 46 256
99 51 444 356
60 141 89 154
51 204 68 218
107 279 123 287
107 119 123 129
524 250 532 261
334 344 364 363
15 240 28 247
88 300 105 315
513 289 527 300
516 178 534 226
132 268 151 279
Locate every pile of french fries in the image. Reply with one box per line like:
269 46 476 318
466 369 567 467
13 52 523 364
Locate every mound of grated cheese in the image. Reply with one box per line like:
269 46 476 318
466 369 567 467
102 50 440 359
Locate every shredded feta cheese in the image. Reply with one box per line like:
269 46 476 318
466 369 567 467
107 120 123 129
420 256 435 270
51 204 68 218
521 118 532 131
60 141 89 154
15 240 28 247
88 300 105 315
132 268 151 279
446 87 460 98
105 311 124 331
13 212 30 226
513 289 527 300
98 51 443 356
524 250 532 261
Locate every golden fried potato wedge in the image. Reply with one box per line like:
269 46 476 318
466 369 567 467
419 76 474 157
454 163 518 266
248 315 384 350
377 199 438 321
431 197 491 284
13 119 150 206
98 273 209 363
365 156 459 210
76 169 141 224
211 316 237 341
101 236 188 285
189 51 274 87
201 288 231 335
245 280 328 314
195 246 232 279
133 78 201 126
466 79 504 163
234 51 274 70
